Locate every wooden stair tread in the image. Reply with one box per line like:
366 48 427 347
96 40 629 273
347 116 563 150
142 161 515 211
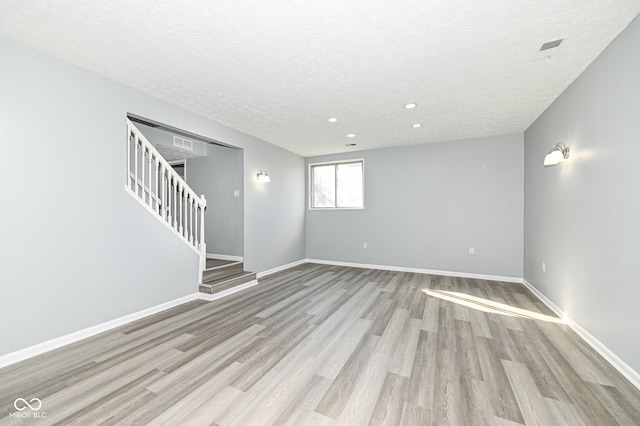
201 270 254 285
199 270 257 295
202 261 244 282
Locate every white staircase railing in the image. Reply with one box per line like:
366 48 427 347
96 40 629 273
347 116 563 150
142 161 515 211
125 119 207 281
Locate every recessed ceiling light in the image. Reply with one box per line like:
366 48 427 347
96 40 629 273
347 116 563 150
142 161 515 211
536 38 565 60
345 143 357 147
540 38 563 51
328 117 338 123
404 103 417 109
346 133 356 138
412 123 422 128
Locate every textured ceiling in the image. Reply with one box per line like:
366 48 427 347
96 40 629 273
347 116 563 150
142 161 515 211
1 1 639 157
156 144 204 163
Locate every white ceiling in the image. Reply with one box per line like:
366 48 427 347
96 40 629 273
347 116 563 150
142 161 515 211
1 1 639 157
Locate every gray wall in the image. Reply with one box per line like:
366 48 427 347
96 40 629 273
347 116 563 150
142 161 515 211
0 35 305 357
244 138 306 272
306 134 524 278
187 144 244 257
524 15 640 373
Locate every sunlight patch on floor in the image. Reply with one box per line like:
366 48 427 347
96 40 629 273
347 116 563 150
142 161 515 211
422 289 566 324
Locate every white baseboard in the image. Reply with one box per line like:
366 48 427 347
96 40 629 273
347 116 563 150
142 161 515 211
6 260 635 394
523 279 640 390
305 258 523 284
0 293 200 369
521 279 566 319
198 280 259 301
0 277 262 370
300 259 640 390
257 259 307 278
207 253 243 262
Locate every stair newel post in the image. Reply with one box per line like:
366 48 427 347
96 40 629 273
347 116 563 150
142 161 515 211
199 194 207 281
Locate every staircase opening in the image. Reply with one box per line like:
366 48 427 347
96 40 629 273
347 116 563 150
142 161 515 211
126 114 253 293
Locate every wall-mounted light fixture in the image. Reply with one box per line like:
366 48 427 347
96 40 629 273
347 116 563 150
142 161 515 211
544 143 570 167
256 170 271 183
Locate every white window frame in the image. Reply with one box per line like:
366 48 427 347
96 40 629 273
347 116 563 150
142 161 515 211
308 159 365 210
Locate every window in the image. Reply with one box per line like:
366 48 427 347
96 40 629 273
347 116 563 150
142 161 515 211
309 160 364 209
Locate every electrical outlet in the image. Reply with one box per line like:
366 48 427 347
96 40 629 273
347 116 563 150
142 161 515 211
363 242 368 249
469 247 475 255
542 262 546 272
233 190 240 197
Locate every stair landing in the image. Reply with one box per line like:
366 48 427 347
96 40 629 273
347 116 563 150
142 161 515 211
199 259 256 295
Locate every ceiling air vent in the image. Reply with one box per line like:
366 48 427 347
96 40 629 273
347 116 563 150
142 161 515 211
536 38 564 59
173 136 193 151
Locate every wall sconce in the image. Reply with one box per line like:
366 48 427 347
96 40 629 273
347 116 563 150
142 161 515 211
543 143 570 167
256 170 271 183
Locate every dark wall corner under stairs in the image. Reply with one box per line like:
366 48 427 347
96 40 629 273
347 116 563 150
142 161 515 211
199 260 257 295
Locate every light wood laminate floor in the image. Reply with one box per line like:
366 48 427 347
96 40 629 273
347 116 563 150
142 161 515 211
1 264 639 425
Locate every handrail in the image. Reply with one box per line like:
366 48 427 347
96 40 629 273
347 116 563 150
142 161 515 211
125 119 207 280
